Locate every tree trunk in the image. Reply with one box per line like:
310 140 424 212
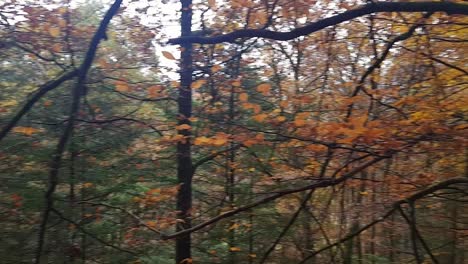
176 0 193 263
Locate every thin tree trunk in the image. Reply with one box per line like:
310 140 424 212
175 0 193 263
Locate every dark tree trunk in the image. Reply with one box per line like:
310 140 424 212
175 0 193 263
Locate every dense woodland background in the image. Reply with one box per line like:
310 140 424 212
0 0 467 263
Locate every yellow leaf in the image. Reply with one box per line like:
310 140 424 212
229 247 241 252
0 100 18 107
239 93 248 102
359 191 369 196
194 136 210 145
256 83 271 95
176 124 192 130
191 79 206 89
212 137 228 146
228 223 240 231
248 254 257 258
12 126 40 136
49 27 61 37
57 19 67 28
162 51 176 60
57 7 68 14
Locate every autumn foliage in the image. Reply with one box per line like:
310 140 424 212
0 0 467 264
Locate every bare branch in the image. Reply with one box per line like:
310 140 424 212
51 208 137 256
168 2 468 44
162 155 389 239
298 177 468 263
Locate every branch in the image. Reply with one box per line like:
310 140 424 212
78 201 166 236
259 189 315 264
298 177 468 263
347 12 433 118
51 208 137 256
168 2 468 44
162 155 389 239
192 144 242 170
398 205 439 264
34 1 123 262
0 70 78 142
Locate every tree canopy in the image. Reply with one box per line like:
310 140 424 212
0 0 467 263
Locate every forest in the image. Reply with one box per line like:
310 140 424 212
0 0 467 263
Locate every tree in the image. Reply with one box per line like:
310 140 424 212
1 0 467 263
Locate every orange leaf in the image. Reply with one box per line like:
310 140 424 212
49 27 61 37
51 43 61 52
162 51 176 60
12 126 40 136
212 137 228 146
191 79 206 89
228 223 240 231
256 83 271 95
276 116 286 122
176 124 191 130
232 80 241 87
115 81 130 92
194 136 210 145
279 100 288 108
294 119 306 127
211 64 221 73
253 113 268 122
208 0 216 8
146 221 157 228
83 182 93 188
147 85 162 98
239 93 248 102
229 247 241 252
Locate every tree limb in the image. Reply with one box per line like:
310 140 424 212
162 155 389 239
168 2 468 44
0 70 78 142
34 1 123 262
298 177 468 263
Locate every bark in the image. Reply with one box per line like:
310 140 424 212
175 0 193 263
